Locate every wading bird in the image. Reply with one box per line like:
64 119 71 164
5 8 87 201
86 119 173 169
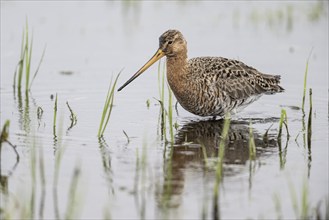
118 30 284 117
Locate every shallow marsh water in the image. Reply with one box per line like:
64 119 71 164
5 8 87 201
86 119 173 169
1 1 328 219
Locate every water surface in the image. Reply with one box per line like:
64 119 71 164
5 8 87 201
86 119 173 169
1 1 328 219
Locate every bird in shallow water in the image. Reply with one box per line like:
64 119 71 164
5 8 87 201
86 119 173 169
118 29 284 117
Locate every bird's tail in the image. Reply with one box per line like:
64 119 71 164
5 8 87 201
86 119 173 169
262 74 284 94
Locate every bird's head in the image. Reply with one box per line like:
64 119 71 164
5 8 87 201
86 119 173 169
117 29 187 92
159 29 187 57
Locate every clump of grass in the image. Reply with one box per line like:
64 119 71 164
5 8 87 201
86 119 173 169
66 101 77 130
139 140 148 219
301 178 310 220
38 145 46 219
156 59 176 144
132 140 149 217
1 127 42 219
29 133 37 219
156 60 167 142
273 193 283 219
98 138 115 199
13 20 46 93
299 53 314 175
216 116 230 181
307 1 327 22
213 114 230 220
155 61 177 208
53 117 65 187
133 149 140 194
53 116 66 219
65 162 83 220
1 119 87 220
288 175 311 219
98 72 121 138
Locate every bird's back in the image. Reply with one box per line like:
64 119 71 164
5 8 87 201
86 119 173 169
182 57 284 116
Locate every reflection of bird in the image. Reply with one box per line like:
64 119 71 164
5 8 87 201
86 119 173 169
118 30 284 117
174 119 278 165
155 119 278 208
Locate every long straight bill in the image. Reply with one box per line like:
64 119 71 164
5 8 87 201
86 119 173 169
117 49 165 91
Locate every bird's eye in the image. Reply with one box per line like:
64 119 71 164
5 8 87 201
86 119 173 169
168 41 173 45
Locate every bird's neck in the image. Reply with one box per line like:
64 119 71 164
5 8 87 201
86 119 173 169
166 52 189 102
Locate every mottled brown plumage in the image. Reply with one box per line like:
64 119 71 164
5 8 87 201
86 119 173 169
118 29 284 117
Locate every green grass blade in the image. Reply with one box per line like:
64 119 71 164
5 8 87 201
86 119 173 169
17 28 25 90
25 32 33 92
288 178 299 218
100 91 115 136
24 23 29 90
65 164 82 220
302 49 313 113
98 77 113 137
214 114 231 194
301 61 309 113
307 88 312 149
212 114 230 220
53 94 58 137
167 85 174 142
100 72 121 136
29 45 46 89
278 109 287 140
98 70 122 137
99 80 114 136
201 143 209 167
13 60 23 90
249 121 256 160
301 177 309 219
157 59 162 99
